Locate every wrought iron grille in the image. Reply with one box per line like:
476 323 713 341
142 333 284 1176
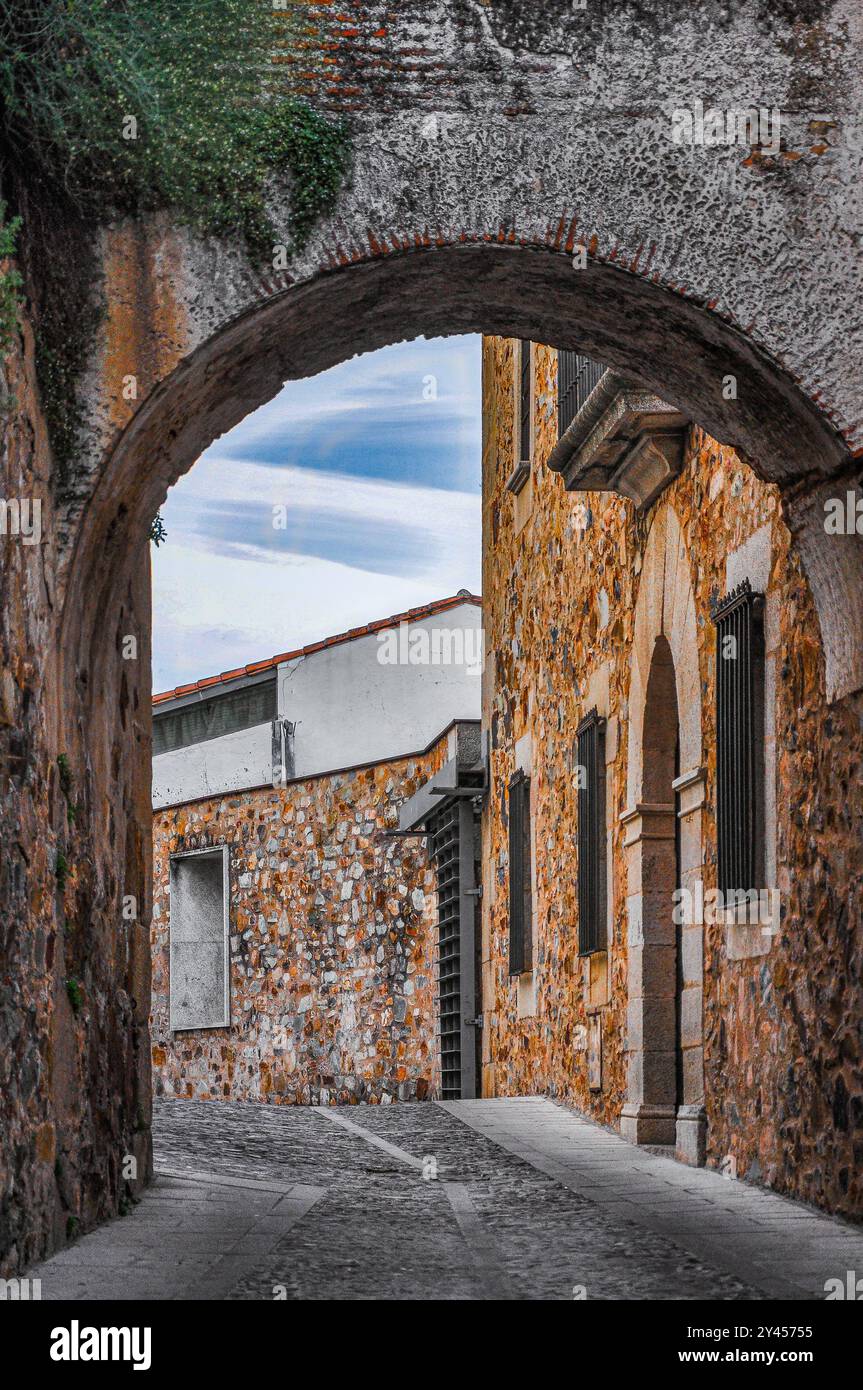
558 350 606 437
712 580 765 895
519 339 532 463
429 802 462 1100
577 708 607 955
508 770 532 975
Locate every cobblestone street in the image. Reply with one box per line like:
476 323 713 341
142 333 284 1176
30 1098 863 1301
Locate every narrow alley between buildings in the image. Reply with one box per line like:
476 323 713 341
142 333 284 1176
30 1098 863 1302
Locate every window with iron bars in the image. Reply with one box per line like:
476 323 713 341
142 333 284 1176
558 350 606 438
519 339 532 465
577 708 607 955
712 580 765 895
508 769 532 975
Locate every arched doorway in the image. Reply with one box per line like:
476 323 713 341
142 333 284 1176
622 505 705 1164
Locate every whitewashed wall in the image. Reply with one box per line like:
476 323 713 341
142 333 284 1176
282 603 482 780
152 722 273 808
153 602 482 808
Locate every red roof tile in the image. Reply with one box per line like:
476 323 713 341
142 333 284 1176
152 593 482 706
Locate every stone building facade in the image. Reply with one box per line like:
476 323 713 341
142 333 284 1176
479 339 863 1219
150 596 481 1106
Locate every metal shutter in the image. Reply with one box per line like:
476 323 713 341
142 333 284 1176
712 580 765 895
577 708 607 955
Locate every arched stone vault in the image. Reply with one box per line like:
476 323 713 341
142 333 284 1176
65 239 861 718
56 3 863 704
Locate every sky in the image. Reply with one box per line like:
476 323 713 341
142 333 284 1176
151 335 483 694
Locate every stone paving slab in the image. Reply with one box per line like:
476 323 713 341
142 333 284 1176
441 1098 863 1300
24 1096 863 1301
28 1173 322 1301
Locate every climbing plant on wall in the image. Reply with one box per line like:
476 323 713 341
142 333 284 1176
0 0 350 470
0 0 349 249
0 200 21 359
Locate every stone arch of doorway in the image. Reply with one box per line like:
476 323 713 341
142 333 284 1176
53 245 862 1100
10 233 861 1272
621 504 706 1165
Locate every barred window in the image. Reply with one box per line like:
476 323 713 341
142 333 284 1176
508 770 532 976
577 708 607 955
712 580 765 895
519 339 532 465
558 350 606 437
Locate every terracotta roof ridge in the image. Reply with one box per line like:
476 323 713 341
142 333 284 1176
152 592 482 705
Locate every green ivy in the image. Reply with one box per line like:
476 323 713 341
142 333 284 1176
0 2 351 469
57 753 72 798
0 199 21 357
65 977 83 1014
0 1 350 254
57 753 79 824
149 513 167 547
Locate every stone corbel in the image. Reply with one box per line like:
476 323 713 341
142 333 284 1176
608 429 686 512
546 371 689 512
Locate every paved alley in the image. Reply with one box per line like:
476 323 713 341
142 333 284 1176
29 1098 863 1301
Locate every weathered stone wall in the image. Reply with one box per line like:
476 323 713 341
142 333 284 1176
151 746 448 1106
0 313 152 1277
481 336 863 1218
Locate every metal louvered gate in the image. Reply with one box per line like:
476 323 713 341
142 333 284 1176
428 799 479 1100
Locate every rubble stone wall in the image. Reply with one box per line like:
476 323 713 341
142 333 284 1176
151 746 448 1106
0 316 152 1277
481 336 863 1218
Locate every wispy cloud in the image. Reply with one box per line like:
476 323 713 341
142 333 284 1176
152 336 482 692
204 335 481 490
161 455 479 578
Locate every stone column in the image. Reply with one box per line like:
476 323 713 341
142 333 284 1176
620 803 678 1146
672 766 707 1166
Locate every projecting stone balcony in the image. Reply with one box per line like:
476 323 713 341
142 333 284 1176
547 368 690 513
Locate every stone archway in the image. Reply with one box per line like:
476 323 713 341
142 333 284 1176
44 232 858 1262
63 239 862 718
53 2 863 710
621 505 706 1164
